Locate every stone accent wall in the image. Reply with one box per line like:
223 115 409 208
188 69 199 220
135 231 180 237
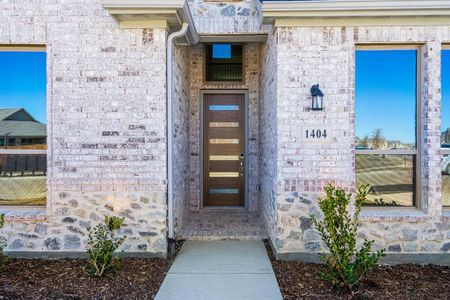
259 27 278 245
188 43 261 211
4 192 167 253
272 25 450 255
1 1 168 255
188 0 265 34
172 44 191 233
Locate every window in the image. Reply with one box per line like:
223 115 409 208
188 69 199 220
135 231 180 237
205 44 243 82
355 48 418 207
0 47 47 206
442 47 450 207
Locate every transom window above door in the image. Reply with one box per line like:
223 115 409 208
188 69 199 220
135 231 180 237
205 44 243 82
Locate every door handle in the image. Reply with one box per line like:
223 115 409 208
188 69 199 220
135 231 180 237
239 153 244 176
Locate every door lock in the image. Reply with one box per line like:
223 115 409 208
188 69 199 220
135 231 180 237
239 153 244 176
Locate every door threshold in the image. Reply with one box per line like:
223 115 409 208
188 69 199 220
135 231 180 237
201 206 247 211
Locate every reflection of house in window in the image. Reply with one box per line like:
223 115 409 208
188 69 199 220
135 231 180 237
0 108 46 148
442 128 450 146
205 44 243 82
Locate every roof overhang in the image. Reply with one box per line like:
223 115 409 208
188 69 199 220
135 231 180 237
102 0 198 44
263 0 450 26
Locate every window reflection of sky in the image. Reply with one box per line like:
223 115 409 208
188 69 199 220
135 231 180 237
209 105 239 111
0 51 46 124
356 50 417 146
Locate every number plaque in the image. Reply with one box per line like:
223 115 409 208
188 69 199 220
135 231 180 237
301 126 332 144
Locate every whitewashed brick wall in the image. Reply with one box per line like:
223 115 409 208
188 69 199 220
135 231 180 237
259 27 278 245
1 0 168 255
172 44 191 233
271 25 450 255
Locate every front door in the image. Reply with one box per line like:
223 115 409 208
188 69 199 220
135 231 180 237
203 93 246 207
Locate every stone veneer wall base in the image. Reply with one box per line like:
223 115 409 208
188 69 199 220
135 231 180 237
274 251 450 266
268 235 450 265
4 251 166 260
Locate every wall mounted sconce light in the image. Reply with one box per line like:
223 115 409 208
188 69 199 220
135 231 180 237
310 84 324 111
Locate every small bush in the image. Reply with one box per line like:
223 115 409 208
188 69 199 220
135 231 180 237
0 214 9 269
311 184 385 290
84 216 126 277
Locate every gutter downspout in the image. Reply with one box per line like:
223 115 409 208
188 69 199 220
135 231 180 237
167 22 189 256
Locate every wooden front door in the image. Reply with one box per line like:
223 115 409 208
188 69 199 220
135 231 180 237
203 93 246 207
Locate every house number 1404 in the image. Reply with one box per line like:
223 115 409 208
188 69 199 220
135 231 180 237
305 129 327 139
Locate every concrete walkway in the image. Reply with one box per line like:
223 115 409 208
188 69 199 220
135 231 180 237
155 240 283 300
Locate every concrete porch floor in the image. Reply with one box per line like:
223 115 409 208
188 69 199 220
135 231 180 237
178 210 267 240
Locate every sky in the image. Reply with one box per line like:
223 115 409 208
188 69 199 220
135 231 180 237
0 51 46 123
355 50 417 145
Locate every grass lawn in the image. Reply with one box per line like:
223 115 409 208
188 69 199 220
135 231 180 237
357 154 450 206
443 173 450 206
356 155 414 206
0 176 46 206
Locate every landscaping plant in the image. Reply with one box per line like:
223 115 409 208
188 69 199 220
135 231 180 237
0 214 9 269
311 184 385 290
84 215 126 277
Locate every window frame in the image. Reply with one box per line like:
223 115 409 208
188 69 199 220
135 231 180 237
0 45 47 215
355 44 422 209
441 45 450 208
203 43 245 85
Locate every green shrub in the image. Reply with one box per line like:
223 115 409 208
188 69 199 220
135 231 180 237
84 216 126 277
0 214 9 269
311 184 385 290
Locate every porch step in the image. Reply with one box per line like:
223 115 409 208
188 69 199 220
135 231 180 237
178 210 267 240
155 240 282 300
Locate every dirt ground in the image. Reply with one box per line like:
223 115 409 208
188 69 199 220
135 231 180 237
267 243 450 300
0 258 170 300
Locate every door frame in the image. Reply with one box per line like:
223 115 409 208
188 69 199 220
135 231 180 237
199 89 249 209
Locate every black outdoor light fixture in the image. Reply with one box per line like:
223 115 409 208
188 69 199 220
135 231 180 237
310 84 324 111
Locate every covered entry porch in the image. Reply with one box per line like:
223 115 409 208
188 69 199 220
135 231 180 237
170 37 272 240
103 0 273 242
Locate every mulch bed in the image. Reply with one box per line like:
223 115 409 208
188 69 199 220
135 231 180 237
266 243 450 300
0 258 170 300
